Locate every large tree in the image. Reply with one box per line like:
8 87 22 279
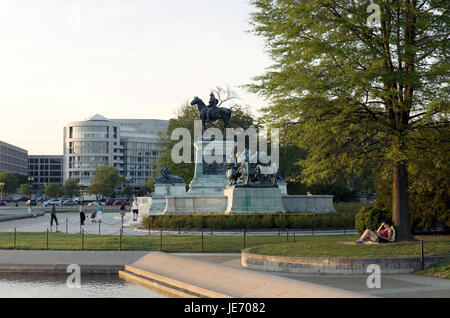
64 178 80 198
0 172 19 195
44 183 64 198
249 0 449 240
88 165 123 198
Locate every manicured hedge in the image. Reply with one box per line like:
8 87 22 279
141 213 355 231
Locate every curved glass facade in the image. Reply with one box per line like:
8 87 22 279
70 126 109 139
68 156 109 169
69 141 108 154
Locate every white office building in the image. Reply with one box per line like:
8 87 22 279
63 114 168 188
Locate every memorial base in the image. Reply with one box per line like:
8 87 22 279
224 185 285 214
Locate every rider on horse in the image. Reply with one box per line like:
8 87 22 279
206 92 220 121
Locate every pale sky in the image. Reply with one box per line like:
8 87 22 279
0 0 271 155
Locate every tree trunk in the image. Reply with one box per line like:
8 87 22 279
392 161 414 241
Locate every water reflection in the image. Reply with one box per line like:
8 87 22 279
0 273 170 298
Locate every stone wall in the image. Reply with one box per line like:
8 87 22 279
164 195 227 214
282 195 335 213
242 249 450 275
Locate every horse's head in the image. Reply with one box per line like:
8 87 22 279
191 96 205 109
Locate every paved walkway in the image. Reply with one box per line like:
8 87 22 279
177 254 450 298
0 250 448 297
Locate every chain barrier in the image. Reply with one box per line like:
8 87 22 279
5 220 359 251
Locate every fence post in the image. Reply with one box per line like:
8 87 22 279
99 219 101 235
311 215 314 235
160 227 162 252
66 219 68 234
278 214 281 235
243 226 246 250
420 240 424 270
46 228 49 250
119 228 122 251
81 228 84 250
14 227 16 249
293 231 296 243
201 223 204 253
211 217 213 236
286 228 289 243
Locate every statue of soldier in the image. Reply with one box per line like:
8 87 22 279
206 92 220 121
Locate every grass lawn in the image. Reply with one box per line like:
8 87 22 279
0 231 288 253
419 258 450 279
248 235 450 258
0 232 448 258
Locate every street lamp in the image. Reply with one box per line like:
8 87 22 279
78 182 84 202
125 177 131 202
0 182 4 200
28 177 33 200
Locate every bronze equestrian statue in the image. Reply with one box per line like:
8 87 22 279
191 94 232 133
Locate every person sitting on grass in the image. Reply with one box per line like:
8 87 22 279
356 220 396 244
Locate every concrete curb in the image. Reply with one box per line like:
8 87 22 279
0 212 45 222
241 249 450 275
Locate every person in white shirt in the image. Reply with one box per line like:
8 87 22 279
132 197 139 221
28 205 37 218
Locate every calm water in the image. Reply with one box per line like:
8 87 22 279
0 273 171 298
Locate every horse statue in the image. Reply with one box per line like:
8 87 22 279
191 95 232 133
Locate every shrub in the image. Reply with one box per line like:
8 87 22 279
141 212 355 231
355 206 391 234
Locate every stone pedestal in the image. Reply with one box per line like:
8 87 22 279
149 183 186 214
224 185 285 214
163 195 227 214
282 195 335 213
188 138 236 196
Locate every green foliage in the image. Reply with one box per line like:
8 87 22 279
88 165 123 197
19 184 30 196
137 178 155 196
0 172 19 195
121 185 134 198
373 126 449 234
43 183 64 198
248 0 449 240
142 213 354 231
355 206 391 234
64 178 80 198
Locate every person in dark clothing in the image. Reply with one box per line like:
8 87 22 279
120 202 126 219
50 204 59 226
79 202 86 226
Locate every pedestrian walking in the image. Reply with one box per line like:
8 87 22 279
27 205 37 218
50 204 59 226
120 202 126 219
132 197 139 221
79 202 86 226
97 204 103 222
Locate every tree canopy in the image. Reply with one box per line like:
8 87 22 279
87 165 123 198
248 0 449 240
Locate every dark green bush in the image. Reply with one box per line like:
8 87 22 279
142 212 354 231
354 206 391 234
